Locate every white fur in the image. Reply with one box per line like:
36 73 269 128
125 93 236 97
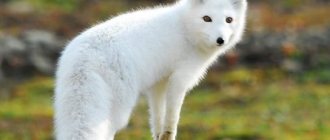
54 0 247 139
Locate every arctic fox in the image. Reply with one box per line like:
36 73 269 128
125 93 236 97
54 0 248 140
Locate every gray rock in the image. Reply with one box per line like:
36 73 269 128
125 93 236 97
0 33 30 78
0 33 26 56
0 30 64 79
233 27 330 69
22 30 64 75
23 30 61 48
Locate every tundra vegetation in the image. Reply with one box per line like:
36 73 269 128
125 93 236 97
0 0 329 140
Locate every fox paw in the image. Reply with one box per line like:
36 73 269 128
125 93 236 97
159 131 174 140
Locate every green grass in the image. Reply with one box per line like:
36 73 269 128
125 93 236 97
26 0 79 12
0 77 53 140
0 69 329 140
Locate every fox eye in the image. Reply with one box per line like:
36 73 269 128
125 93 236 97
226 17 233 23
203 16 212 22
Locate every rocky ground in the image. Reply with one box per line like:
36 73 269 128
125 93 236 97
1 27 330 81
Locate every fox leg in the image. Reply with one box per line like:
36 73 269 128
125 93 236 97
159 74 189 140
147 91 166 140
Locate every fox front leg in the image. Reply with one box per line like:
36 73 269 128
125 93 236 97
159 75 189 140
147 90 166 140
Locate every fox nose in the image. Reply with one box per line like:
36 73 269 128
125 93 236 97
217 37 224 46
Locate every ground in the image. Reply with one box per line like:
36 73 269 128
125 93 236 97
0 68 329 140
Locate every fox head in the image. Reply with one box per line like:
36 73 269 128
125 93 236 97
180 0 248 53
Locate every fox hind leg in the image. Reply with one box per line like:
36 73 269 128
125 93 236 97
55 73 115 140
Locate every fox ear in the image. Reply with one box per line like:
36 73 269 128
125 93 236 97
189 0 205 5
232 0 248 9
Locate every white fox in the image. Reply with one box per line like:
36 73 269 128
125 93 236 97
54 0 248 139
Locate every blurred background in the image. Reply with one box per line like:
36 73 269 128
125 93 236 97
0 0 329 140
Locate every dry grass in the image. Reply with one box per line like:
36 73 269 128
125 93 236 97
248 4 330 31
